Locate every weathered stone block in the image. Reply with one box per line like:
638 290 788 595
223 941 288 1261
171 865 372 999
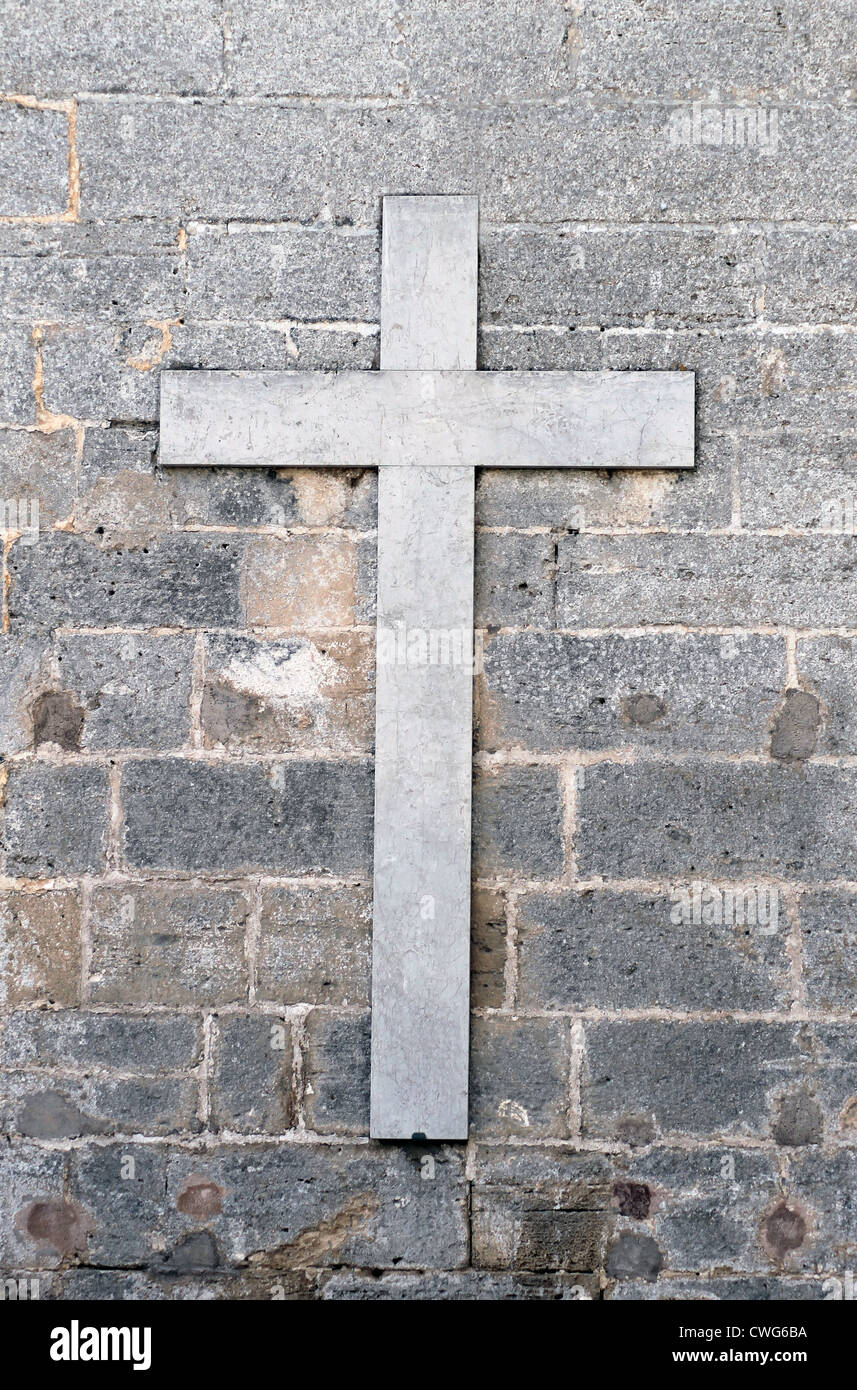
0 631 51 756
517 888 791 1012
89 882 249 1007
122 758 373 874
0 1142 68 1270
303 1009 369 1135
0 889 81 1006
257 883 371 1006
69 1144 168 1268
0 1010 199 1070
471 887 506 1009
0 324 35 424
469 1016 569 1139
0 102 68 218
1 1075 199 1139
474 531 554 629
473 766 563 880
1 763 109 877
53 633 194 750
241 534 359 629
201 632 373 754
0 427 77 527
479 633 785 754
210 1014 294 1134
576 761 857 882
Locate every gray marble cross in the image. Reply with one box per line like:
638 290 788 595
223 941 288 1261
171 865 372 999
160 195 694 1141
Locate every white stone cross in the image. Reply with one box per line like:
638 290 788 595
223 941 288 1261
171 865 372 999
160 196 694 1141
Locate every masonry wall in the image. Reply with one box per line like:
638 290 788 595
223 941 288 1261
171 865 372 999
1 0 856 1300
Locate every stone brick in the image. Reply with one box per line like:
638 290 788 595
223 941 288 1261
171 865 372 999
303 1009 369 1135
8 532 244 631
321 1271 598 1300
0 1142 68 1270
186 225 378 321
76 98 857 225
53 632 194 750
474 531 554 629
471 887 506 1009
481 225 764 329
576 760 857 882
122 758 373 874
163 1143 469 1270
0 427 77 527
479 633 786 754
0 324 35 424
472 766 563 880
0 631 51 756
0 102 68 218
0 0 222 95
201 632 373 754
796 637 857 755
0 889 81 1006
472 1188 606 1273
469 1016 569 1139
69 1144 168 1268
786 1149 857 1271
608 1276 827 1301
800 890 857 1015
582 1022 857 1143
517 888 791 1012
1 763 109 877
0 222 183 322
0 1010 199 1070
256 883 371 1006
89 882 249 1007
556 532 857 629
1 1075 199 1139
764 224 857 323
475 434 732 532
739 434 857 530
210 1014 294 1134
228 0 571 102
241 535 359 629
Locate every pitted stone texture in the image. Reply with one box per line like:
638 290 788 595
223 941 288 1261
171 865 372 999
257 884 371 1007
0 103 68 218
210 1014 294 1135
53 633 194 750
0 890 81 1006
470 1016 570 1140
1 764 109 877
473 766 564 880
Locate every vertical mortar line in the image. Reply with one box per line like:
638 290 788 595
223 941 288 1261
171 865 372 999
292 1004 310 1132
79 876 93 1005
568 1018 585 1141
106 760 124 870
245 878 262 1005
189 631 206 749
785 630 799 688
504 888 520 1010
65 99 80 222
560 757 580 883
199 1013 215 1130
1 531 11 634
783 885 807 1017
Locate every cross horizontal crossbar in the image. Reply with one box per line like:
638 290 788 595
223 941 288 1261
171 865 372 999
159 368 694 472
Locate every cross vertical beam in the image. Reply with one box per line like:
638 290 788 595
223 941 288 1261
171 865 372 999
369 196 478 1139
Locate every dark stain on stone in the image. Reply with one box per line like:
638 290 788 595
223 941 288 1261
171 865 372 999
31 690 85 751
621 693 668 728
163 1230 220 1272
772 1089 824 1146
176 1175 225 1219
770 689 820 762
612 1180 653 1219
606 1233 664 1282
17 1199 91 1256
18 1089 103 1140
762 1201 807 1260
615 1113 656 1147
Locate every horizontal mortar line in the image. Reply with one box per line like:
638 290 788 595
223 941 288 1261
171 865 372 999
0 1065 201 1081
3 747 374 769
480 320 857 338
491 623 791 636
6 1128 377 1152
65 91 857 111
0 871 369 892
473 872 857 895
472 1005 829 1024
51 624 376 637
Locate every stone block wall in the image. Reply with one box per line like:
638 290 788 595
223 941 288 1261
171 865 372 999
1 0 856 1299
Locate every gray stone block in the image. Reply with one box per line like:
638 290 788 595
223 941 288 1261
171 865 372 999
69 1144 168 1268
122 758 373 873
303 1009 370 1135
0 1010 200 1070
1 1075 199 1140
257 884 371 1006
89 882 249 1007
0 427 77 527
53 633 194 750
797 637 857 755
576 760 857 882
479 633 786 753
8 532 244 631
800 890 857 1014
472 766 564 879
0 102 68 218
0 1142 68 1270
0 631 51 756
469 1016 569 1139
1 763 109 877
0 889 81 1007
517 888 791 1012
475 532 555 629
0 324 35 424
210 1014 294 1134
